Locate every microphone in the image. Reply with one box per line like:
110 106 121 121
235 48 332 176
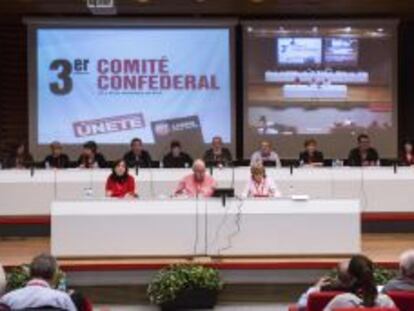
30 162 35 177
135 162 139 176
290 163 293 175
209 162 214 176
393 159 398 174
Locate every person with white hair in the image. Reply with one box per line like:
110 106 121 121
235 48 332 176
174 159 216 198
383 249 414 293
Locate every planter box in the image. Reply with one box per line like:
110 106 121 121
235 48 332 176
161 287 218 310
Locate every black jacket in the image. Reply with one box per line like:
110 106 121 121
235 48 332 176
163 152 193 168
203 148 233 166
77 153 107 168
44 154 70 168
123 150 152 168
299 150 324 165
347 147 379 166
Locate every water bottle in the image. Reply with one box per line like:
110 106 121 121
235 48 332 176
159 160 164 169
45 161 50 169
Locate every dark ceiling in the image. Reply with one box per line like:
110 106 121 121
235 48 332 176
1 0 414 17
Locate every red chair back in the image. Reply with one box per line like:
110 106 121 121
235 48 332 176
307 291 342 311
387 291 414 311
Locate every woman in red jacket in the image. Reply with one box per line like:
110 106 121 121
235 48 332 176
105 160 137 198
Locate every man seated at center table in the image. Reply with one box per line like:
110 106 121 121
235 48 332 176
174 159 216 198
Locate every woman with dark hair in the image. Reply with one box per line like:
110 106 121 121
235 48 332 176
105 160 137 198
400 139 414 166
77 141 106 168
6 142 34 169
324 255 395 311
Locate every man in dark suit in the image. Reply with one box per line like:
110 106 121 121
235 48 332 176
123 138 152 168
43 141 70 169
203 136 232 167
162 140 193 168
347 134 379 166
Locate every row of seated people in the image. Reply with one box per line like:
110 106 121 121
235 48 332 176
293 249 414 311
0 254 91 311
1 251 413 311
5 134 414 170
105 159 280 198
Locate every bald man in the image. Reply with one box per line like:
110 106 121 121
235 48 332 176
174 159 217 198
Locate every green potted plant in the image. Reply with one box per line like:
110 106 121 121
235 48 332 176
6 264 66 292
147 264 223 310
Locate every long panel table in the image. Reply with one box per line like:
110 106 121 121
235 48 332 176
0 167 413 215
51 199 360 257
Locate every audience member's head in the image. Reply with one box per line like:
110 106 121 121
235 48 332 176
212 136 223 151
111 159 128 182
170 140 182 157
403 139 414 154
50 141 63 157
192 159 206 182
250 164 266 183
399 249 414 279
260 141 272 156
30 253 58 286
304 138 317 154
82 141 97 157
357 134 371 152
348 254 377 307
130 138 143 155
337 259 352 283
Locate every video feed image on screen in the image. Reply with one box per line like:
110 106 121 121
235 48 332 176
243 22 397 157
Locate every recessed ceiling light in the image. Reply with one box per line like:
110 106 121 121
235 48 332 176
251 0 265 3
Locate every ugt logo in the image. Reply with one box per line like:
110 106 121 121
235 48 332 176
49 59 89 96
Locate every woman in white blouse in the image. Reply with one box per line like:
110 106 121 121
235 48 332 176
242 164 282 198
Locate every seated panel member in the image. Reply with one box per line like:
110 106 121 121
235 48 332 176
77 141 106 168
347 134 379 167
6 142 34 169
203 136 233 166
242 164 281 198
399 139 414 166
299 138 324 167
163 140 193 168
123 138 152 168
174 159 216 198
250 140 281 167
105 159 137 198
43 141 70 169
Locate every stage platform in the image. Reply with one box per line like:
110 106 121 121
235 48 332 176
1 233 412 270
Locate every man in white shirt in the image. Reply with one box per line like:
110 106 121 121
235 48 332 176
250 140 281 167
0 254 76 311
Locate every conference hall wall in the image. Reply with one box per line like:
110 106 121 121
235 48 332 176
0 18 407 161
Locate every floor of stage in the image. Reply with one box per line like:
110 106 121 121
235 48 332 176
1 233 413 269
